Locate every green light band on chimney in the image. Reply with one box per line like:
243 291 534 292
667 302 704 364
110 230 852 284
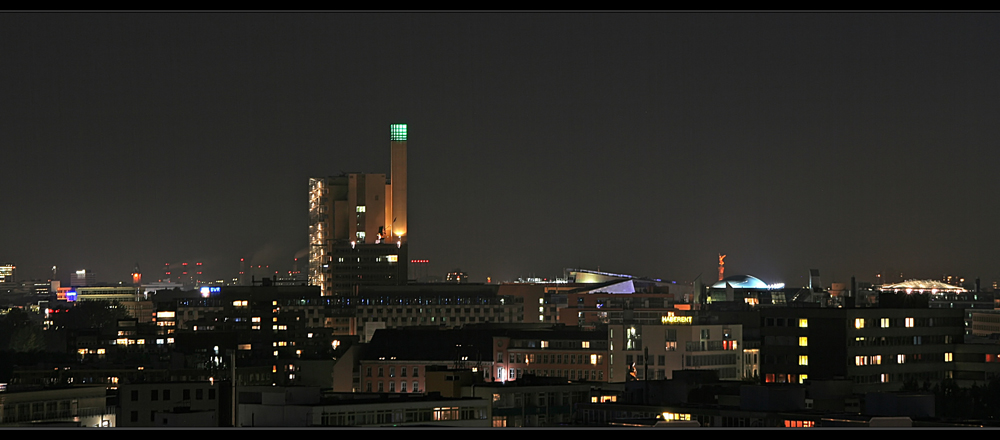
390 124 407 141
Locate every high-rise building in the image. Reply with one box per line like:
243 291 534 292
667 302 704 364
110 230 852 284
71 269 96 287
309 124 409 295
0 264 14 284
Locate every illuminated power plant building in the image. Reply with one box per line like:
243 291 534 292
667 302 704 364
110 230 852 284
309 124 409 295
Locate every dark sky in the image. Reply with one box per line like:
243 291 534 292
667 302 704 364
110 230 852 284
3 12 999 286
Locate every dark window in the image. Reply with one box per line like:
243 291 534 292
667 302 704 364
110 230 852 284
209 389 216 400
163 389 170 400
151 390 158 401
196 389 204 400
150 412 156 422
131 390 139 401
183 389 191 400
131 411 138 422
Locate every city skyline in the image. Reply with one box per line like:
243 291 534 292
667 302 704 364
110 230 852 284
3 13 1000 285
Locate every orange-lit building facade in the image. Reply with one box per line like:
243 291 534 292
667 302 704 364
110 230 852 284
309 124 409 296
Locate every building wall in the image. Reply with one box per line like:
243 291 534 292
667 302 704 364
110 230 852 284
609 324 743 382
0 386 111 426
464 382 601 427
760 308 964 392
361 363 430 393
493 335 610 383
356 302 522 333
117 382 223 427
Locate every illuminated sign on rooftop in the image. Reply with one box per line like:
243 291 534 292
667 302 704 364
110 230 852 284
661 316 692 325
199 286 221 297
390 124 407 141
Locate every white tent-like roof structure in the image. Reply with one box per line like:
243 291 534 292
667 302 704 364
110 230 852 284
878 279 967 293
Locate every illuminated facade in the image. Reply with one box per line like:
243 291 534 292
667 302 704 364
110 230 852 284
0 264 14 284
353 285 523 335
878 279 968 294
759 308 964 392
71 269 96 287
361 327 611 393
608 323 743 382
309 124 409 295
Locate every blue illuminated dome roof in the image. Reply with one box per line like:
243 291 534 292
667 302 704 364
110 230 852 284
711 274 768 289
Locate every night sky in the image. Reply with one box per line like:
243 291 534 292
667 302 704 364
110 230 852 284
3 12 999 287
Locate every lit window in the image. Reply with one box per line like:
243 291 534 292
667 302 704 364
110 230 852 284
541 341 549 348
799 337 808 347
945 352 954 362
905 317 914 328
582 341 590 349
798 319 808 328
855 318 865 329
799 374 808 384
661 412 691 421
855 356 865 366
881 374 889 383
897 354 905 364
881 318 889 328
799 355 808 366
873 355 881 365
356 206 366 213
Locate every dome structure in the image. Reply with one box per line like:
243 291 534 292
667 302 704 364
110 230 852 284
711 274 769 290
